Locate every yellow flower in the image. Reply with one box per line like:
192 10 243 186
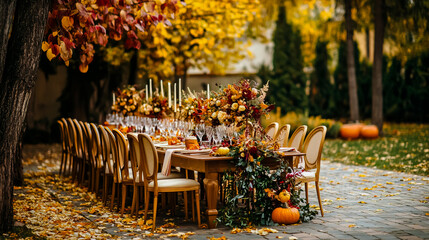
240 153 245 158
216 100 221 106
238 105 246 112
211 111 218 118
231 103 238 110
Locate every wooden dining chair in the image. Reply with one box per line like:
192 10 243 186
138 133 201 231
98 125 115 205
89 123 106 196
57 120 68 176
78 121 91 186
67 118 82 183
288 125 307 168
105 127 121 211
264 122 279 141
112 129 135 216
60 118 73 176
127 133 184 218
273 124 291 147
297 126 327 217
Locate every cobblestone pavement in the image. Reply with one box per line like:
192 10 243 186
20 144 429 240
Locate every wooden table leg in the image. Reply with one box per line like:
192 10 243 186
203 172 218 229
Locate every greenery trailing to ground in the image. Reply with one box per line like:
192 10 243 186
217 133 317 227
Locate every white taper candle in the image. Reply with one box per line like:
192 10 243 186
174 83 177 112
160 80 164 98
179 78 182 106
145 85 148 102
149 79 153 99
168 82 171 108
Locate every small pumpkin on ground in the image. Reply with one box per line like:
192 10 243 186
340 123 363 139
272 207 300 225
271 189 299 225
360 125 379 139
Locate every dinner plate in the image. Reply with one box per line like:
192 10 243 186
178 149 211 154
157 144 185 149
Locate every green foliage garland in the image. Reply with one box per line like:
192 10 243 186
217 132 317 227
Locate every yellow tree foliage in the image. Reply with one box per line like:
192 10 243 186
135 0 267 82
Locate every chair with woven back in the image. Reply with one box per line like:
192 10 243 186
138 133 201 231
89 123 105 196
61 118 74 176
112 129 135 216
98 125 115 205
287 125 307 168
264 122 279 142
127 133 184 219
104 127 121 211
66 118 82 183
273 124 291 147
297 126 327 217
78 121 92 186
57 120 68 176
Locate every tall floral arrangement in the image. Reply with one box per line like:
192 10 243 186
111 86 142 116
139 91 171 119
180 79 273 127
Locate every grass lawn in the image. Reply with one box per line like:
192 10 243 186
323 123 429 176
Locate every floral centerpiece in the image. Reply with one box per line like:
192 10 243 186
179 89 211 123
111 86 142 116
139 90 171 119
180 79 273 128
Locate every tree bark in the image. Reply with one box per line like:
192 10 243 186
345 0 360 122
372 0 385 135
0 0 49 232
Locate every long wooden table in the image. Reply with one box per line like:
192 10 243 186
157 150 305 228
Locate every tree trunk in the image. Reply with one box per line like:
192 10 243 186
365 27 370 59
345 0 360 122
13 124 25 186
372 0 385 135
0 0 49 232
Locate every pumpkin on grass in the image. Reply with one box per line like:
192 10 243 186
271 207 300 225
339 123 363 139
360 125 379 139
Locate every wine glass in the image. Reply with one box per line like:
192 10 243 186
196 123 205 143
205 126 214 148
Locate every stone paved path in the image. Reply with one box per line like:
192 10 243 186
19 144 429 239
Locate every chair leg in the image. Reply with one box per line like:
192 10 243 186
195 190 201 227
184 191 188 221
59 152 65 176
80 161 86 186
191 192 195 222
143 190 150 224
110 182 116 211
152 192 159 231
315 181 324 217
304 182 309 204
121 184 127 217
131 185 137 216
135 186 140 219
103 174 108 204
95 168 101 196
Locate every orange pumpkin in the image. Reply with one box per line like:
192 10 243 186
271 207 300 225
278 190 290 203
340 123 363 139
360 125 379 139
